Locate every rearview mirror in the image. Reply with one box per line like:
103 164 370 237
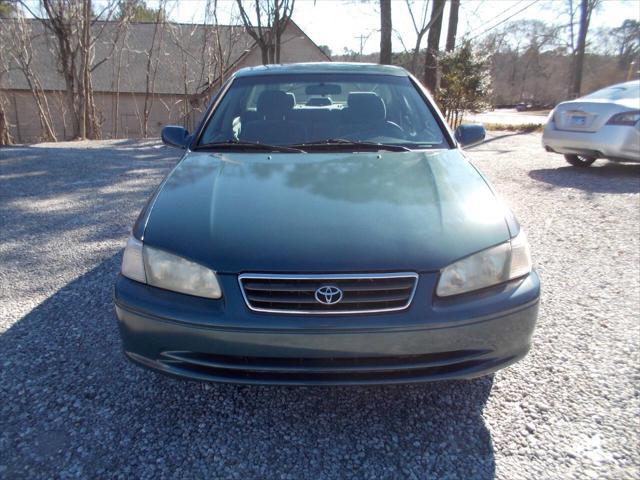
161 125 190 149
454 124 486 148
305 83 342 96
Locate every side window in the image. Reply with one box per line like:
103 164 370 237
377 84 399 124
246 85 265 110
200 87 248 143
397 86 444 143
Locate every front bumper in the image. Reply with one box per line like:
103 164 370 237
115 271 540 385
542 123 640 162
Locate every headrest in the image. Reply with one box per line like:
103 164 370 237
257 90 294 117
347 92 386 121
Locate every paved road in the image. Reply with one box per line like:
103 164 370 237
1 135 638 479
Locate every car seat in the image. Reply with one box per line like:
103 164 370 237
340 92 405 140
240 90 306 145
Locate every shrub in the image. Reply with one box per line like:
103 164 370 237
437 41 492 128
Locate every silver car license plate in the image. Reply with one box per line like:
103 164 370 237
570 115 587 126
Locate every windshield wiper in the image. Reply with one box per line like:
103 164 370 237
291 138 410 152
194 139 306 153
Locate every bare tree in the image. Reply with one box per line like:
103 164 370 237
423 0 445 92
141 0 166 137
20 0 118 139
0 24 13 144
610 19 640 72
2 13 57 141
0 97 11 144
404 0 446 75
445 0 460 52
167 20 201 130
379 0 391 64
480 19 575 105
79 0 94 138
193 1 244 110
34 0 83 137
110 2 136 138
236 0 295 64
568 0 599 97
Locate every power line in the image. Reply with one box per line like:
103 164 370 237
466 0 541 42
464 0 528 36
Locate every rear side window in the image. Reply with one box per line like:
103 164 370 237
584 83 640 101
198 73 448 149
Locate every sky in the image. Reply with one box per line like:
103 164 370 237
22 0 640 54
156 0 640 55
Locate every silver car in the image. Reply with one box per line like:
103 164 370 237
542 80 640 167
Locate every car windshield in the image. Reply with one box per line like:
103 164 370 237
197 73 448 150
583 82 640 101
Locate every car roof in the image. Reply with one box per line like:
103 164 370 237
593 79 639 91
233 62 409 78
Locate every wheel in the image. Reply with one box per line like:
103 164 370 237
564 154 596 167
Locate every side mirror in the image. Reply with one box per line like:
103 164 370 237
454 124 486 148
161 125 190 149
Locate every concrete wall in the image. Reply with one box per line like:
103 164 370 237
2 89 200 143
1 21 329 144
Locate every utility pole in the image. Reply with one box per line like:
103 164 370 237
354 34 367 58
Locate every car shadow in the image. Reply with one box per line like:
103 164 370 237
0 142 179 245
467 130 531 149
0 252 496 479
529 162 640 194
464 131 535 156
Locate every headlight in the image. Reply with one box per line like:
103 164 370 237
121 236 222 299
121 236 146 283
436 230 532 297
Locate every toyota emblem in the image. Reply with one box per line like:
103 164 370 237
314 285 343 305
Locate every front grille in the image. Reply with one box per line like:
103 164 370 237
238 273 418 314
159 349 493 384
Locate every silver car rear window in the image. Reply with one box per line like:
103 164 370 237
584 83 640 101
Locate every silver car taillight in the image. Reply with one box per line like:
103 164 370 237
606 110 640 126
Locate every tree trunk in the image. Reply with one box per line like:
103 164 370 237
274 0 281 63
79 0 90 138
0 97 12 145
379 0 392 64
236 0 295 66
7 14 58 141
25 76 57 141
255 37 268 65
410 30 425 75
64 78 79 138
114 35 124 138
569 0 590 98
445 0 460 52
423 0 445 92
143 4 164 137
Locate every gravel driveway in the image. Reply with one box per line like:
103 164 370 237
1 133 638 479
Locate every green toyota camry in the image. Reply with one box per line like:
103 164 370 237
115 62 540 385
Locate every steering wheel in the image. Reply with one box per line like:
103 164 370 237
341 121 407 141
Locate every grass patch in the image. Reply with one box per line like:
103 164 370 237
482 122 543 133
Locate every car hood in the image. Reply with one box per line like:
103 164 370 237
143 149 511 273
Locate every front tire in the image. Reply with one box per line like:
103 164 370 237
564 154 596 167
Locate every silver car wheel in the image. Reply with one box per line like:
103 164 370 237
564 154 596 167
